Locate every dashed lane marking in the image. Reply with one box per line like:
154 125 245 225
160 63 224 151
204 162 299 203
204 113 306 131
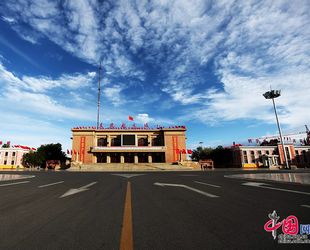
0 181 30 187
301 205 310 209
38 181 64 188
194 181 221 188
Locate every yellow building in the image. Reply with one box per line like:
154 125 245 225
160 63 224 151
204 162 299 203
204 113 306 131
71 125 187 164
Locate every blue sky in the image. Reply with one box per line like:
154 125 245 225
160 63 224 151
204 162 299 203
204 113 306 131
0 0 309 151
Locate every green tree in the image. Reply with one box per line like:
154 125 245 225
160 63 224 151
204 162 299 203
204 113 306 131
210 146 233 168
191 145 234 168
190 146 212 161
36 143 66 168
22 143 66 168
22 151 44 168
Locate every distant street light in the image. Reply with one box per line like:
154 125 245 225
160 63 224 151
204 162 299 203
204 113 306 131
263 90 290 169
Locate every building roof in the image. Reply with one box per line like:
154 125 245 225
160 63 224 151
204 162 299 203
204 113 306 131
72 125 186 132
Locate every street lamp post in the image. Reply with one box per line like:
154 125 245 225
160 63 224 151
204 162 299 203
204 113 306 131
263 90 290 169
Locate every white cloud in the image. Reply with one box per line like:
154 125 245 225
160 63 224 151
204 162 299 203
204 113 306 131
0 60 95 120
1 0 309 130
2 16 15 23
103 85 124 106
136 114 154 124
22 72 96 93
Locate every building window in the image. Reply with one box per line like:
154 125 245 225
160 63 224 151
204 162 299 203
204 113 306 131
243 156 248 163
250 150 254 155
266 150 269 155
111 135 121 146
258 150 262 155
4 160 7 165
11 160 14 165
5 152 8 156
285 147 291 160
251 155 255 163
152 136 163 146
97 138 107 147
12 152 16 156
138 138 148 146
295 150 299 155
243 151 247 155
122 135 136 146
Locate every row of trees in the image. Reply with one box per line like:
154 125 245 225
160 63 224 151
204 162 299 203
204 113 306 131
22 143 66 168
190 146 234 168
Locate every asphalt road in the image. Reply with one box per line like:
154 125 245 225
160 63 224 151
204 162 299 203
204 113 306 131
0 170 309 250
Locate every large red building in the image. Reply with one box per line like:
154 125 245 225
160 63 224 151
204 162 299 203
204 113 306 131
71 125 187 164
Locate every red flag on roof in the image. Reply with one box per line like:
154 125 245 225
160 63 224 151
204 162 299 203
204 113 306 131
181 149 186 154
0 141 2 145
187 149 193 154
176 149 180 154
128 116 134 121
74 149 77 155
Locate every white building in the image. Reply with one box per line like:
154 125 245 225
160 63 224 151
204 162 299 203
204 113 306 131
0 146 34 169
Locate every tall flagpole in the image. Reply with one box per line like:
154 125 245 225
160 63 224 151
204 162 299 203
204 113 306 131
97 62 102 129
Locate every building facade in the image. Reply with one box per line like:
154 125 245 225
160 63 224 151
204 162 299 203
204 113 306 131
0 147 32 168
71 126 187 164
232 144 310 168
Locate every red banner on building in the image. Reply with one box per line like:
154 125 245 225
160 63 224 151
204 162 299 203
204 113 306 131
80 137 86 163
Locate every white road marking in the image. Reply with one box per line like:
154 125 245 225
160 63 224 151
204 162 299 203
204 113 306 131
242 182 310 196
0 174 35 182
38 181 64 188
111 174 145 179
0 181 30 187
60 182 97 198
301 205 310 209
154 182 219 198
194 181 221 188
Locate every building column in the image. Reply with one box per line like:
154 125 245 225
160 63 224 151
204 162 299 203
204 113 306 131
107 153 111 163
148 153 152 163
148 134 152 147
107 135 111 147
120 153 125 163
134 153 138 164
92 153 96 163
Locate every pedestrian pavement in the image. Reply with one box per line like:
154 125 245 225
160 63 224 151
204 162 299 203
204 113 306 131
225 172 310 185
66 163 196 172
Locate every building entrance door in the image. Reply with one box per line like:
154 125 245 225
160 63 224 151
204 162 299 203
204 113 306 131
97 153 107 163
124 153 134 163
111 153 120 163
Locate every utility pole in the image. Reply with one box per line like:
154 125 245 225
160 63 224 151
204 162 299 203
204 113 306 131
263 90 290 169
97 62 102 129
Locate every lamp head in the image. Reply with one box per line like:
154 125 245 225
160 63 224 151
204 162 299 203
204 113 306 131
263 90 281 99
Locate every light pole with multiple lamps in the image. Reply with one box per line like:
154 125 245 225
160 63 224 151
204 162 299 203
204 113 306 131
263 90 290 169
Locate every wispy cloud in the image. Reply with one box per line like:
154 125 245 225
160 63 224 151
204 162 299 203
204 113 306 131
1 0 309 130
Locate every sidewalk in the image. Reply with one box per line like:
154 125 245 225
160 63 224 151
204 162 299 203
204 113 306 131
66 163 195 172
225 172 310 185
